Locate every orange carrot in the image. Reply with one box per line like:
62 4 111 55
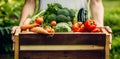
21 23 39 30
30 27 48 34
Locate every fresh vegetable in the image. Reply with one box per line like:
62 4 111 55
30 27 48 34
56 15 68 22
21 23 39 30
44 26 55 34
72 22 85 32
69 9 75 18
54 3 62 9
31 10 46 21
92 28 102 32
67 21 72 27
43 3 75 23
77 8 88 23
45 3 62 14
30 10 46 24
57 9 69 16
84 19 97 31
47 14 56 23
28 3 102 33
51 21 57 26
35 17 44 25
54 22 72 32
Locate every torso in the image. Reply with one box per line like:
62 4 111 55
39 0 88 11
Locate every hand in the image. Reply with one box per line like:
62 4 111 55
11 26 20 41
11 26 20 34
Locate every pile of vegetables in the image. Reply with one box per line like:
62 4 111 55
21 3 102 34
72 19 102 32
43 3 75 23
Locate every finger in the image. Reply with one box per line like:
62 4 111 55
11 26 18 34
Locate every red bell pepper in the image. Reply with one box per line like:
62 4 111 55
84 19 97 31
72 22 85 32
92 28 102 32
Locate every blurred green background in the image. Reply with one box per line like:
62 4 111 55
0 0 120 59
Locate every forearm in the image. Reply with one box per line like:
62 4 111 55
90 0 104 27
20 0 36 26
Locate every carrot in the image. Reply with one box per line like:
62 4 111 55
21 23 39 30
30 27 48 34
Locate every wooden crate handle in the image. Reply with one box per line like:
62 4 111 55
15 27 21 36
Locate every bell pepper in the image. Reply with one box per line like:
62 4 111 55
92 28 102 32
84 19 97 31
72 22 85 32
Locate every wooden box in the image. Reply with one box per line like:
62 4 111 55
13 26 112 59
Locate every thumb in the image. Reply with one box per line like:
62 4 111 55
11 26 19 34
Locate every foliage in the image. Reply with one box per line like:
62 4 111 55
0 0 22 53
110 36 120 59
0 0 24 20
103 1 120 59
0 26 13 53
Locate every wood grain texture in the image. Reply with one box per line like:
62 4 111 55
20 45 104 50
19 50 105 59
15 26 112 59
19 33 106 46
14 28 21 59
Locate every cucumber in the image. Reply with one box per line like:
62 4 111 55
77 8 88 23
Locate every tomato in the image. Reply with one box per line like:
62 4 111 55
92 28 102 32
72 22 85 32
51 21 57 26
35 17 44 25
44 26 55 34
84 19 97 31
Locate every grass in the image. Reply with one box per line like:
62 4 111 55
103 1 120 8
103 1 120 59
103 1 120 27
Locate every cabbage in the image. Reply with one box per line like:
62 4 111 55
54 22 72 32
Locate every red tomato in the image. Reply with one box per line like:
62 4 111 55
92 28 102 32
51 21 57 26
84 19 97 31
35 17 44 25
72 22 85 32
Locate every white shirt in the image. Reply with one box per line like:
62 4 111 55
39 0 88 10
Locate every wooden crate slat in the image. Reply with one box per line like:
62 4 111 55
20 45 104 51
19 50 105 59
19 33 106 45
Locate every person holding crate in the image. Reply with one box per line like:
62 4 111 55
12 1 112 59
11 0 104 34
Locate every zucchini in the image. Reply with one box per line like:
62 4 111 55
77 8 88 23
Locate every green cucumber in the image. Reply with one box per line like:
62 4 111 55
77 8 88 23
